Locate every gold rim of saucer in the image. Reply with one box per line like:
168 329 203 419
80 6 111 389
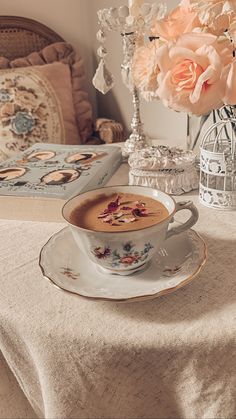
39 227 207 303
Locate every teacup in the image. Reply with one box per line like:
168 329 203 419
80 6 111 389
62 185 199 275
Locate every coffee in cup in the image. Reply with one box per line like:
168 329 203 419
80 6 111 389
69 192 169 232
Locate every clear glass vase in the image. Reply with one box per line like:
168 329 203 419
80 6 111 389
187 107 236 154
187 112 214 154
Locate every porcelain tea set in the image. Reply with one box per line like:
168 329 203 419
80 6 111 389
39 185 207 302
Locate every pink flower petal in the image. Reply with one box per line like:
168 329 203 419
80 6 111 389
102 215 113 223
121 206 133 210
114 212 124 219
107 195 121 213
190 66 215 104
119 217 136 223
151 4 200 42
170 47 205 67
175 33 217 50
98 212 110 218
135 201 146 208
223 60 236 104
107 203 118 212
132 208 149 217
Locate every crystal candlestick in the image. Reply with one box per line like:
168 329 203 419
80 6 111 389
122 86 147 157
93 4 167 157
121 32 148 158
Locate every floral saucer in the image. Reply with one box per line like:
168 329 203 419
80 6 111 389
39 227 207 302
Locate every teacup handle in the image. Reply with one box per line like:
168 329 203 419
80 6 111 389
166 201 199 239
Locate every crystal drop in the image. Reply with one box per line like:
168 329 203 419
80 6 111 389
97 10 104 23
98 9 110 28
137 16 145 27
151 3 159 15
108 16 117 27
140 3 151 16
160 3 168 19
152 2 167 19
118 5 129 18
97 46 107 58
92 60 115 95
126 15 135 26
109 7 118 18
96 29 106 43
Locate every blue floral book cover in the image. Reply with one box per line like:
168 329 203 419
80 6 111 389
0 143 122 221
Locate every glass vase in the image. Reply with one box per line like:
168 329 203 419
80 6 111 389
187 107 236 154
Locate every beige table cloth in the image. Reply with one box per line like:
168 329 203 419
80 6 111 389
0 163 236 419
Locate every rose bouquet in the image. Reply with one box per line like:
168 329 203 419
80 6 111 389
132 0 236 117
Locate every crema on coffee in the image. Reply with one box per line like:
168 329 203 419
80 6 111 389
69 193 169 232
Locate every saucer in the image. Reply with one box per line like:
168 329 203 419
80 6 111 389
39 227 207 302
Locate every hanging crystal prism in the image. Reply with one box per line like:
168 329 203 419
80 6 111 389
92 59 114 94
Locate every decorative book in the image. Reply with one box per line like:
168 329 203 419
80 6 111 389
0 143 122 221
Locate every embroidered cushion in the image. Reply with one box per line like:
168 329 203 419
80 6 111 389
0 42 93 160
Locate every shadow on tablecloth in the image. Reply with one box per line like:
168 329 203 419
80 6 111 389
104 233 236 324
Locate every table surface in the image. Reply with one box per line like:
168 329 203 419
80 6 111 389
1 162 236 419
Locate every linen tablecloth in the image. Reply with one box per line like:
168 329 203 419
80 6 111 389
0 163 236 419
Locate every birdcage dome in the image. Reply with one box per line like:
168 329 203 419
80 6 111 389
199 106 236 210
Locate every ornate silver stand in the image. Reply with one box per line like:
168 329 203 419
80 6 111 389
120 32 148 157
122 86 147 157
93 4 166 157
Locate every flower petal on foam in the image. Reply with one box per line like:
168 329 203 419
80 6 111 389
223 61 236 105
190 66 215 103
119 217 136 224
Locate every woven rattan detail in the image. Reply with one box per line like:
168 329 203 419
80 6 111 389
0 16 64 60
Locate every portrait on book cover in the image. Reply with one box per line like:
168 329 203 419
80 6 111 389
23 150 56 162
0 167 27 181
65 151 108 165
41 169 80 185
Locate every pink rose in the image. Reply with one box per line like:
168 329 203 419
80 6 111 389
156 33 234 115
222 59 236 105
132 40 160 100
194 0 236 35
152 0 200 41
229 19 236 48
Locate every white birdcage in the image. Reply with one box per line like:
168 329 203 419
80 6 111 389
199 106 236 210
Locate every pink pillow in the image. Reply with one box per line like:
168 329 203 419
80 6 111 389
0 42 93 160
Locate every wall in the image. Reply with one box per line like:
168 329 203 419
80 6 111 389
91 0 187 145
0 0 187 145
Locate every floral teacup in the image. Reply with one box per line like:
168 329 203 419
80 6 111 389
62 186 199 275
